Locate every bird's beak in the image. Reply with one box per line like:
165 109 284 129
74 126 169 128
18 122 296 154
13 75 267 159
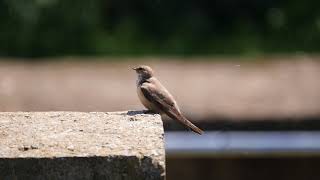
132 67 137 71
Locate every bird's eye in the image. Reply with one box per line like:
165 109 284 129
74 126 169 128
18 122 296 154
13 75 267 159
138 67 143 70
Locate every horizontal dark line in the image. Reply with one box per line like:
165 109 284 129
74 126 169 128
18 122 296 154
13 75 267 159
163 117 320 131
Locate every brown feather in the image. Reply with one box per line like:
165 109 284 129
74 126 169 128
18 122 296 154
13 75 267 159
140 79 203 135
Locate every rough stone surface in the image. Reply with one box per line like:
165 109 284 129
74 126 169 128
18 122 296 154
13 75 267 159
0 111 165 180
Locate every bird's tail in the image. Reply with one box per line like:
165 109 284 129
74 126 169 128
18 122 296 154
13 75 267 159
165 108 204 135
181 115 204 135
171 114 203 135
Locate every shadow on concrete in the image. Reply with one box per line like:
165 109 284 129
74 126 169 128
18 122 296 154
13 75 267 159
0 156 165 180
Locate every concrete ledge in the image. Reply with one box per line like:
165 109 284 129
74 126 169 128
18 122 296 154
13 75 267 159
0 111 165 180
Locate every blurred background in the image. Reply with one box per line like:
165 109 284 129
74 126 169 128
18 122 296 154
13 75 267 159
1 0 320 179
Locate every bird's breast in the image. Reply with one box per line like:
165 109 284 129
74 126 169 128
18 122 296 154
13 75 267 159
137 86 161 113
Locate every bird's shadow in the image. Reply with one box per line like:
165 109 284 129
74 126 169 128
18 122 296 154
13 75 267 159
127 110 158 116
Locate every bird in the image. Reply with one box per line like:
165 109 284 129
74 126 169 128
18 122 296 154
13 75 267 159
133 65 203 135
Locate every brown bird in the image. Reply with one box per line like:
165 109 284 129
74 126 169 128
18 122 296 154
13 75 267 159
133 65 203 135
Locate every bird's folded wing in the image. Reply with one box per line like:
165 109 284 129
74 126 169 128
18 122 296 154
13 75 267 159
140 84 176 114
141 84 203 135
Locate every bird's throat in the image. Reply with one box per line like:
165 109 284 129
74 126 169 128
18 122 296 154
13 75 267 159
137 75 150 86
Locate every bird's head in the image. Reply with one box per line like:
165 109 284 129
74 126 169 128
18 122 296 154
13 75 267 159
132 65 154 79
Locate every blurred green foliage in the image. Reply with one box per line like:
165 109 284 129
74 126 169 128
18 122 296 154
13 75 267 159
0 0 320 57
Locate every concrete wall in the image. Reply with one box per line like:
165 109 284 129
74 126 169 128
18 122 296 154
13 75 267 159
0 111 165 180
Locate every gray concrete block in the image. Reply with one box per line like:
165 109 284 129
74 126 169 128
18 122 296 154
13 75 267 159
0 111 165 180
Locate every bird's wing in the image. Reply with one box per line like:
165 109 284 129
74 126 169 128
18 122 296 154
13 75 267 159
140 82 176 113
140 82 203 135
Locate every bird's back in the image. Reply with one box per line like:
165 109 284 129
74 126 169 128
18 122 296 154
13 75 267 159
147 77 180 111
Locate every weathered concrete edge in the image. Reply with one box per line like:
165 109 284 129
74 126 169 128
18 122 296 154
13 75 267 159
0 111 165 180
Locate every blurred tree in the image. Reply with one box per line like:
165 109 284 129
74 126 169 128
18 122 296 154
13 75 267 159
0 0 319 58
